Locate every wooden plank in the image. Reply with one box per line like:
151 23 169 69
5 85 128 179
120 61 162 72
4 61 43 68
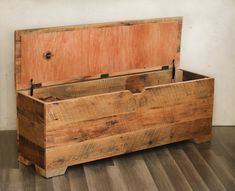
45 78 214 127
84 159 126 191
113 154 158 191
197 149 235 191
35 175 54 191
105 162 129 191
17 93 45 148
33 69 183 101
68 166 89 191
142 150 175 191
17 92 46 169
51 175 71 191
211 127 235 178
169 146 209 191
156 148 193 190
45 97 213 147
18 135 45 169
18 114 45 147
15 17 182 90
17 93 45 124
45 117 212 171
16 17 182 34
182 143 227 191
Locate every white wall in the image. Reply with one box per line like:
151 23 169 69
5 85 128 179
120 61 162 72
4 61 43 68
0 0 235 130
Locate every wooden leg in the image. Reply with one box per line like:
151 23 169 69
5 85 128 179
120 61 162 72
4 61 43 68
191 134 212 144
35 165 67 178
18 154 33 166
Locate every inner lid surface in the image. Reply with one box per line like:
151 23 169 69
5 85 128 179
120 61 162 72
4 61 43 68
15 17 182 90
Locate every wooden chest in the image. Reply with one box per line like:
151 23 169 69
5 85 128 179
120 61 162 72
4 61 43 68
15 17 214 178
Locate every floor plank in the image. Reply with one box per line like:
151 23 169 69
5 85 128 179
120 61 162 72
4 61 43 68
68 165 89 191
182 143 227 191
155 147 193 191
83 160 112 191
52 174 71 191
113 154 159 191
169 145 209 191
142 149 175 191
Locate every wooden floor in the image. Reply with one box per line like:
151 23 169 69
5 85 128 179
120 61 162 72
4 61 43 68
0 127 234 191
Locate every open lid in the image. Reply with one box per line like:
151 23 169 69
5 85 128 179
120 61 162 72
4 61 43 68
15 17 182 90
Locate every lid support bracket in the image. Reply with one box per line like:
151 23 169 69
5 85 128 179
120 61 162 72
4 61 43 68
30 79 42 96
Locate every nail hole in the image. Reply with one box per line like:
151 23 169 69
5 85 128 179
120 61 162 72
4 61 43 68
43 51 53 60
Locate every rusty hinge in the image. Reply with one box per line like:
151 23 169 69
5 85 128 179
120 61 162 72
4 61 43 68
30 79 42 96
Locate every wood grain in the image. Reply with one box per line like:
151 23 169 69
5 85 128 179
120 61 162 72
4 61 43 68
45 97 213 147
33 69 183 101
45 117 212 171
18 135 45 169
45 78 214 127
17 93 45 147
15 17 182 90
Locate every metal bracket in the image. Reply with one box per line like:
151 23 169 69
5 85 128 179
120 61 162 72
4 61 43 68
162 59 175 80
100 73 109 79
30 79 42 96
172 59 175 80
161 65 169 70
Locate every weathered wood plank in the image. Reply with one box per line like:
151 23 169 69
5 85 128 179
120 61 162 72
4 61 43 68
17 93 45 124
18 136 45 169
34 69 183 101
18 114 45 147
45 78 214 127
17 93 45 148
45 97 213 147
45 117 212 171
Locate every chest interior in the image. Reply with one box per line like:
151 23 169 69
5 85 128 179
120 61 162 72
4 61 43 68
19 69 207 103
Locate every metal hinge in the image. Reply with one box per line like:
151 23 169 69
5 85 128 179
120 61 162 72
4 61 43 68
161 65 169 70
161 59 176 80
30 79 42 96
172 59 175 80
100 73 109 79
